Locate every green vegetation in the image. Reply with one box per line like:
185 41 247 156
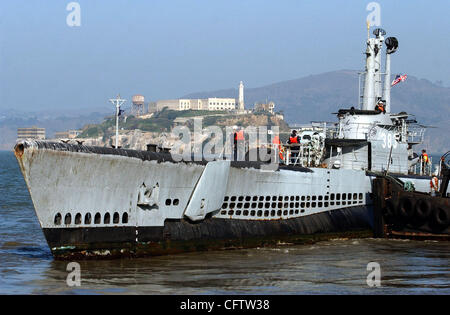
78 109 289 139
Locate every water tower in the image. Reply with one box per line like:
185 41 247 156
132 95 145 116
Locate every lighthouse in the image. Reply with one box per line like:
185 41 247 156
238 81 245 111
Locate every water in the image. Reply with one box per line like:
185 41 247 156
0 150 449 295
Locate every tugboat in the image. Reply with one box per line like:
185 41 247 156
14 27 449 259
372 151 450 240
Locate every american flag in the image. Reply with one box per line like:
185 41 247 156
391 74 407 87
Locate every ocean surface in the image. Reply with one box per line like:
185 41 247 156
0 150 449 295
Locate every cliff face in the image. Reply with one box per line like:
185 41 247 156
75 111 289 151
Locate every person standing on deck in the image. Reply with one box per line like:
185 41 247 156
430 172 439 196
233 127 245 161
420 149 430 175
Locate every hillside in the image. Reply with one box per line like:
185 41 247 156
184 70 450 153
77 109 289 149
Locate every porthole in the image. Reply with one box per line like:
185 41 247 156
113 212 119 224
336 193 341 200
231 196 237 201
222 203 228 209
265 196 271 201
259 196 264 201
277 210 282 216
257 210 263 217
121 213 128 224
283 210 288 215
238 196 244 201
301 202 305 208
306 202 311 208
224 196 230 201
94 212 101 224
277 202 282 208
318 196 323 201
173 199 179 206
252 196 258 201
264 210 269 217
290 202 294 208
250 210 256 216
295 202 299 208
295 210 299 214
265 202 270 208
75 213 82 225
104 213 111 224
353 193 358 200
290 196 295 201
244 203 250 209
251 203 257 208
330 194 335 200
289 210 294 215
236 210 242 216
221 210 227 215
347 193 352 200
284 196 289 201
65 213 72 225
258 202 264 208
228 210 234 216
312 202 316 208
342 194 347 200
54 213 62 225
237 203 243 208
312 196 317 201
245 196 251 202
272 196 277 201
295 196 300 201
84 213 91 224
271 210 275 216
301 196 306 201
165 199 172 206
230 203 236 208
243 210 249 216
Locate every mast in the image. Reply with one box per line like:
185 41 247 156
362 27 385 111
383 37 399 113
109 95 127 148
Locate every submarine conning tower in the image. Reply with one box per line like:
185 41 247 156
322 28 425 175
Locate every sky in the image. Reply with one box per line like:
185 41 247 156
0 0 449 112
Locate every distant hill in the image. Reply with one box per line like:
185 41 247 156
184 70 450 153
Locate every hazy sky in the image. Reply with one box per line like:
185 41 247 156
0 0 449 112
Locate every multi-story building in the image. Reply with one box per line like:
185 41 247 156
17 127 46 140
156 98 236 112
